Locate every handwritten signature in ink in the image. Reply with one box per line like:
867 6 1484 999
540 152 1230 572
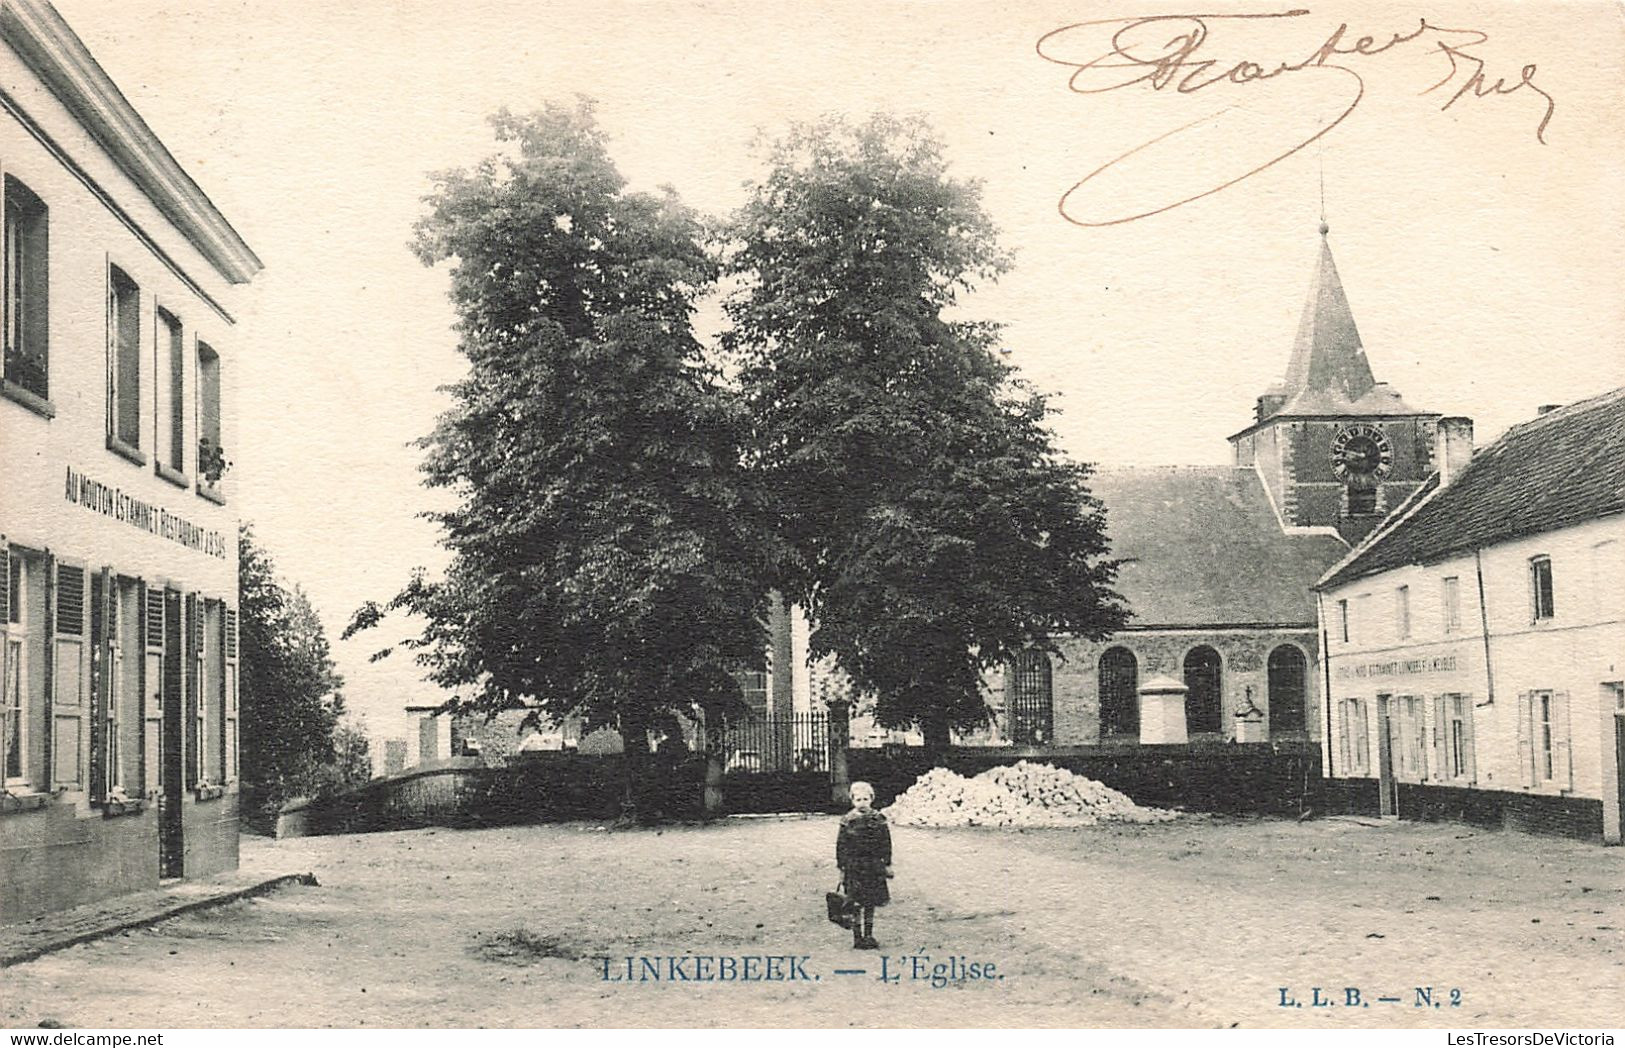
1035 10 1556 226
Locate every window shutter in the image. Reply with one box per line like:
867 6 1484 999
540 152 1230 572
1356 699 1370 774
1461 697 1477 785
1337 698 1351 775
1552 690 1572 790
223 606 238 783
140 582 163 796
0 538 9 625
1432 696 1448 781
1414 699 1430 782
1515 692 1534 787
183 593 198 790
51 561 85 789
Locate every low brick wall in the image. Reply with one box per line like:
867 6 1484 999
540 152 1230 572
847 742 1324 816
1318 776 1606 841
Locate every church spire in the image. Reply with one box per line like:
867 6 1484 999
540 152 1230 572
1279 224 1376 406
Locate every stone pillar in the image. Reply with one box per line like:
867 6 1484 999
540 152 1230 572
828 700 851 810
768 591 795 771
1138 674 1190 745
703 752 724 816
1234 683 1267 743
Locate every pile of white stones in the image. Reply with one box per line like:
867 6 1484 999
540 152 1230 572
884 760 1177 828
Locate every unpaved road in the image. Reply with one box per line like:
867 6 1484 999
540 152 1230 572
2 815 1619 1028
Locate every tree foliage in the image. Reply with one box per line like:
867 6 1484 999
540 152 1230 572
723 114 1127 746
350 102 771 813
239 524 360 821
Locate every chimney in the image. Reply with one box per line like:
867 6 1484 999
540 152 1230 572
1256 383 1288 423
1537 403 1563 416
1435 416 1474 487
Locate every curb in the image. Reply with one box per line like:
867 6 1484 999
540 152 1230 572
1 872 319 968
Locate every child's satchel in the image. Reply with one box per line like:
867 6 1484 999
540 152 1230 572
825 880 855 928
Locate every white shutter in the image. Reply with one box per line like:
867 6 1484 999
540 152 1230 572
1516 692 1534 787
1552 690 1572 790
52 560 86 789
1433 695 1448 781
1461 696 1477 784
1337 698 1351 775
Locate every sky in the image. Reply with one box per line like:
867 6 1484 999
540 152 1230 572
49 0 1625 749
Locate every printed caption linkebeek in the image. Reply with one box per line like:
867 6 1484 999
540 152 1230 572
595 953 1003 987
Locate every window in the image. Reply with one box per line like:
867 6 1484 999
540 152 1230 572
1537 692 1553 780
1098 646 1138 739
1436 693 1476 782
1337 599 1350 643
1009 649 1054 745
197 342 224 490
1182 645 1222 735
1530 556 1555 621
1346 485 1377 516
1395 585 1410 639
1442 576 1461 633
108 266 142 454
1517 690 1570 789
3 545 26 786
2 177 48 402
101 576 122 796
1267 644 1307 734
158 308 184 476
732 665 768 713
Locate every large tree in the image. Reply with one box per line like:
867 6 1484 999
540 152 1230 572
349 102 770 817
723 114 1127 749
239 524 360 822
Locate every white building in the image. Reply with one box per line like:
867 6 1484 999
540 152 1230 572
0 0 261 922
1315 388 1625 842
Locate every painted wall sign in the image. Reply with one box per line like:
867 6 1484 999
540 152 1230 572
63 466 228 559
1335 654 1463 680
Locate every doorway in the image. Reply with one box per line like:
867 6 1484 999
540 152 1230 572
1376 694 1398 818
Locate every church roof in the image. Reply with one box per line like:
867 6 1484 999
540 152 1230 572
1319 387 1625 590
1093 467 1349 628
1270 229 1430 418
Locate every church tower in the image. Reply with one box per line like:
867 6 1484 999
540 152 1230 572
1230 225 1442 545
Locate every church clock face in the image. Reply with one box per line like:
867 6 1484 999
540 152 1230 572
1331 423 1393 481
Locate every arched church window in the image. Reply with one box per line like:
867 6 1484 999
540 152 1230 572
1268 644 1308 735
1183 645 1222 735
1009 649 1054 746
1098 646 1138 740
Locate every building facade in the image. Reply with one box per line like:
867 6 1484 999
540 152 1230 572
1004 226 1455 750
0 0 261 923
1317 389 1625 842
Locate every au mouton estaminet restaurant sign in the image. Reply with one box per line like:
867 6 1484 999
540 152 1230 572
63 466 228 559
1335 653 1466 681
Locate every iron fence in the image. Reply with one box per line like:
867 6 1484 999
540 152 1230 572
706 711 831 774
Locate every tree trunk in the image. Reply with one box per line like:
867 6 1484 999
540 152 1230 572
620 705 653 823
922 708 951 754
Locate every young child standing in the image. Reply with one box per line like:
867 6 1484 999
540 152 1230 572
835 781 892 950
